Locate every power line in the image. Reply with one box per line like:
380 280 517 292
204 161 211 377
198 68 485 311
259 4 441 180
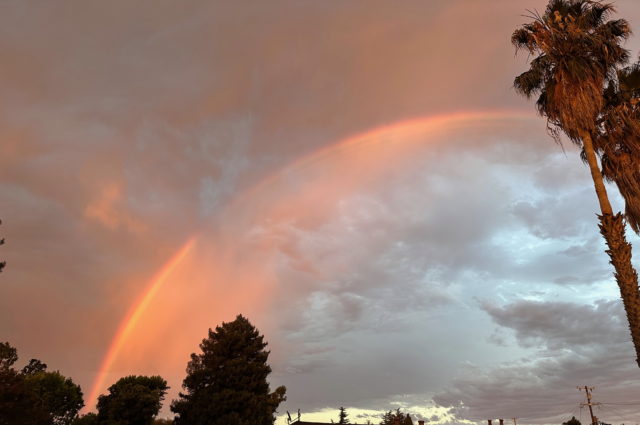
559 405 581 425
601 402 640 406
599 404 636 424
556 405 587 425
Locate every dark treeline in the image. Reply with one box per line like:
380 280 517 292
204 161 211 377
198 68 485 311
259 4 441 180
1 339 168 425
1 315 285 425
0 341 83 425
2 316 434 425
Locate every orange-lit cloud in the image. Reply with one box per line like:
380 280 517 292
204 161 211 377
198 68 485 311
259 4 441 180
84 182 145 233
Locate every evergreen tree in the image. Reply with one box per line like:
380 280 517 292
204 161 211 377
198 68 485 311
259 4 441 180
380 409 412 425
380 408 411 425
338 406 350 424
171 314 286 425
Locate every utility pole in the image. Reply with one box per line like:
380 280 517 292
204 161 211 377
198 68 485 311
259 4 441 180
512 418 518 425
577 386 600 425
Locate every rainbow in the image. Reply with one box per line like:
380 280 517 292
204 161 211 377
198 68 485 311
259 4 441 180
86 237 196 409
230 109 535 208
86 109 536 409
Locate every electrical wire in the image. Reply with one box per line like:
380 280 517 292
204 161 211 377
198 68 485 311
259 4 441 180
601 402 640 407
598 404 637 424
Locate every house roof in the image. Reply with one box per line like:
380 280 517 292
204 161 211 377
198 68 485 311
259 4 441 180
291 421 370 425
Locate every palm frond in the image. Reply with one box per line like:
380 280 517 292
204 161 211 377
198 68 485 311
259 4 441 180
583 2 616 28
619 62 640 93
514 55 551 97
513 0 630 143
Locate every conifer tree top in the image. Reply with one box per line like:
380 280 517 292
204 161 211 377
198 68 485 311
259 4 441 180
172 314 286 425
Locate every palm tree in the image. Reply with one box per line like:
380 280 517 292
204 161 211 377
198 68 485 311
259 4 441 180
512 0 640 367
599 63 640 232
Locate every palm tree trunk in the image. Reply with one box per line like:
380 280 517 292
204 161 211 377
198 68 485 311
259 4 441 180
581 131 613 215
581 130 640 367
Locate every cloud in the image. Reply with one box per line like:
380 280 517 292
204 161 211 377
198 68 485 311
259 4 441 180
434 300 640 424
482 300 628 352
84 182 145 232
4 0 640 422
247 122 617 414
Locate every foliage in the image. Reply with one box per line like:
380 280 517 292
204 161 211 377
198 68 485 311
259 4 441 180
71 414 98 425
0 342 83 425
599 62 640 233
96 375 168 425
171 314 286 425
0 367 50 425
512 0 630 141
25 370 84 425
22 358 48 375
0 342 17 371
563 416 581 425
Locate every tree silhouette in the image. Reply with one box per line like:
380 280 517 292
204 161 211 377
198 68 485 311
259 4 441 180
25 370 84 425
513 0 640 367
171 314 286 425
96 375 168 425
563 416 581 425
380 409 413 425
0 342 83 425
0 342 17 371
0 368 49 425
21 359 47 375
337 406 350 424
70 413 98 425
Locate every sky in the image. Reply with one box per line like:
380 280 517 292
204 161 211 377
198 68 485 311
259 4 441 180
2 1 640 424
